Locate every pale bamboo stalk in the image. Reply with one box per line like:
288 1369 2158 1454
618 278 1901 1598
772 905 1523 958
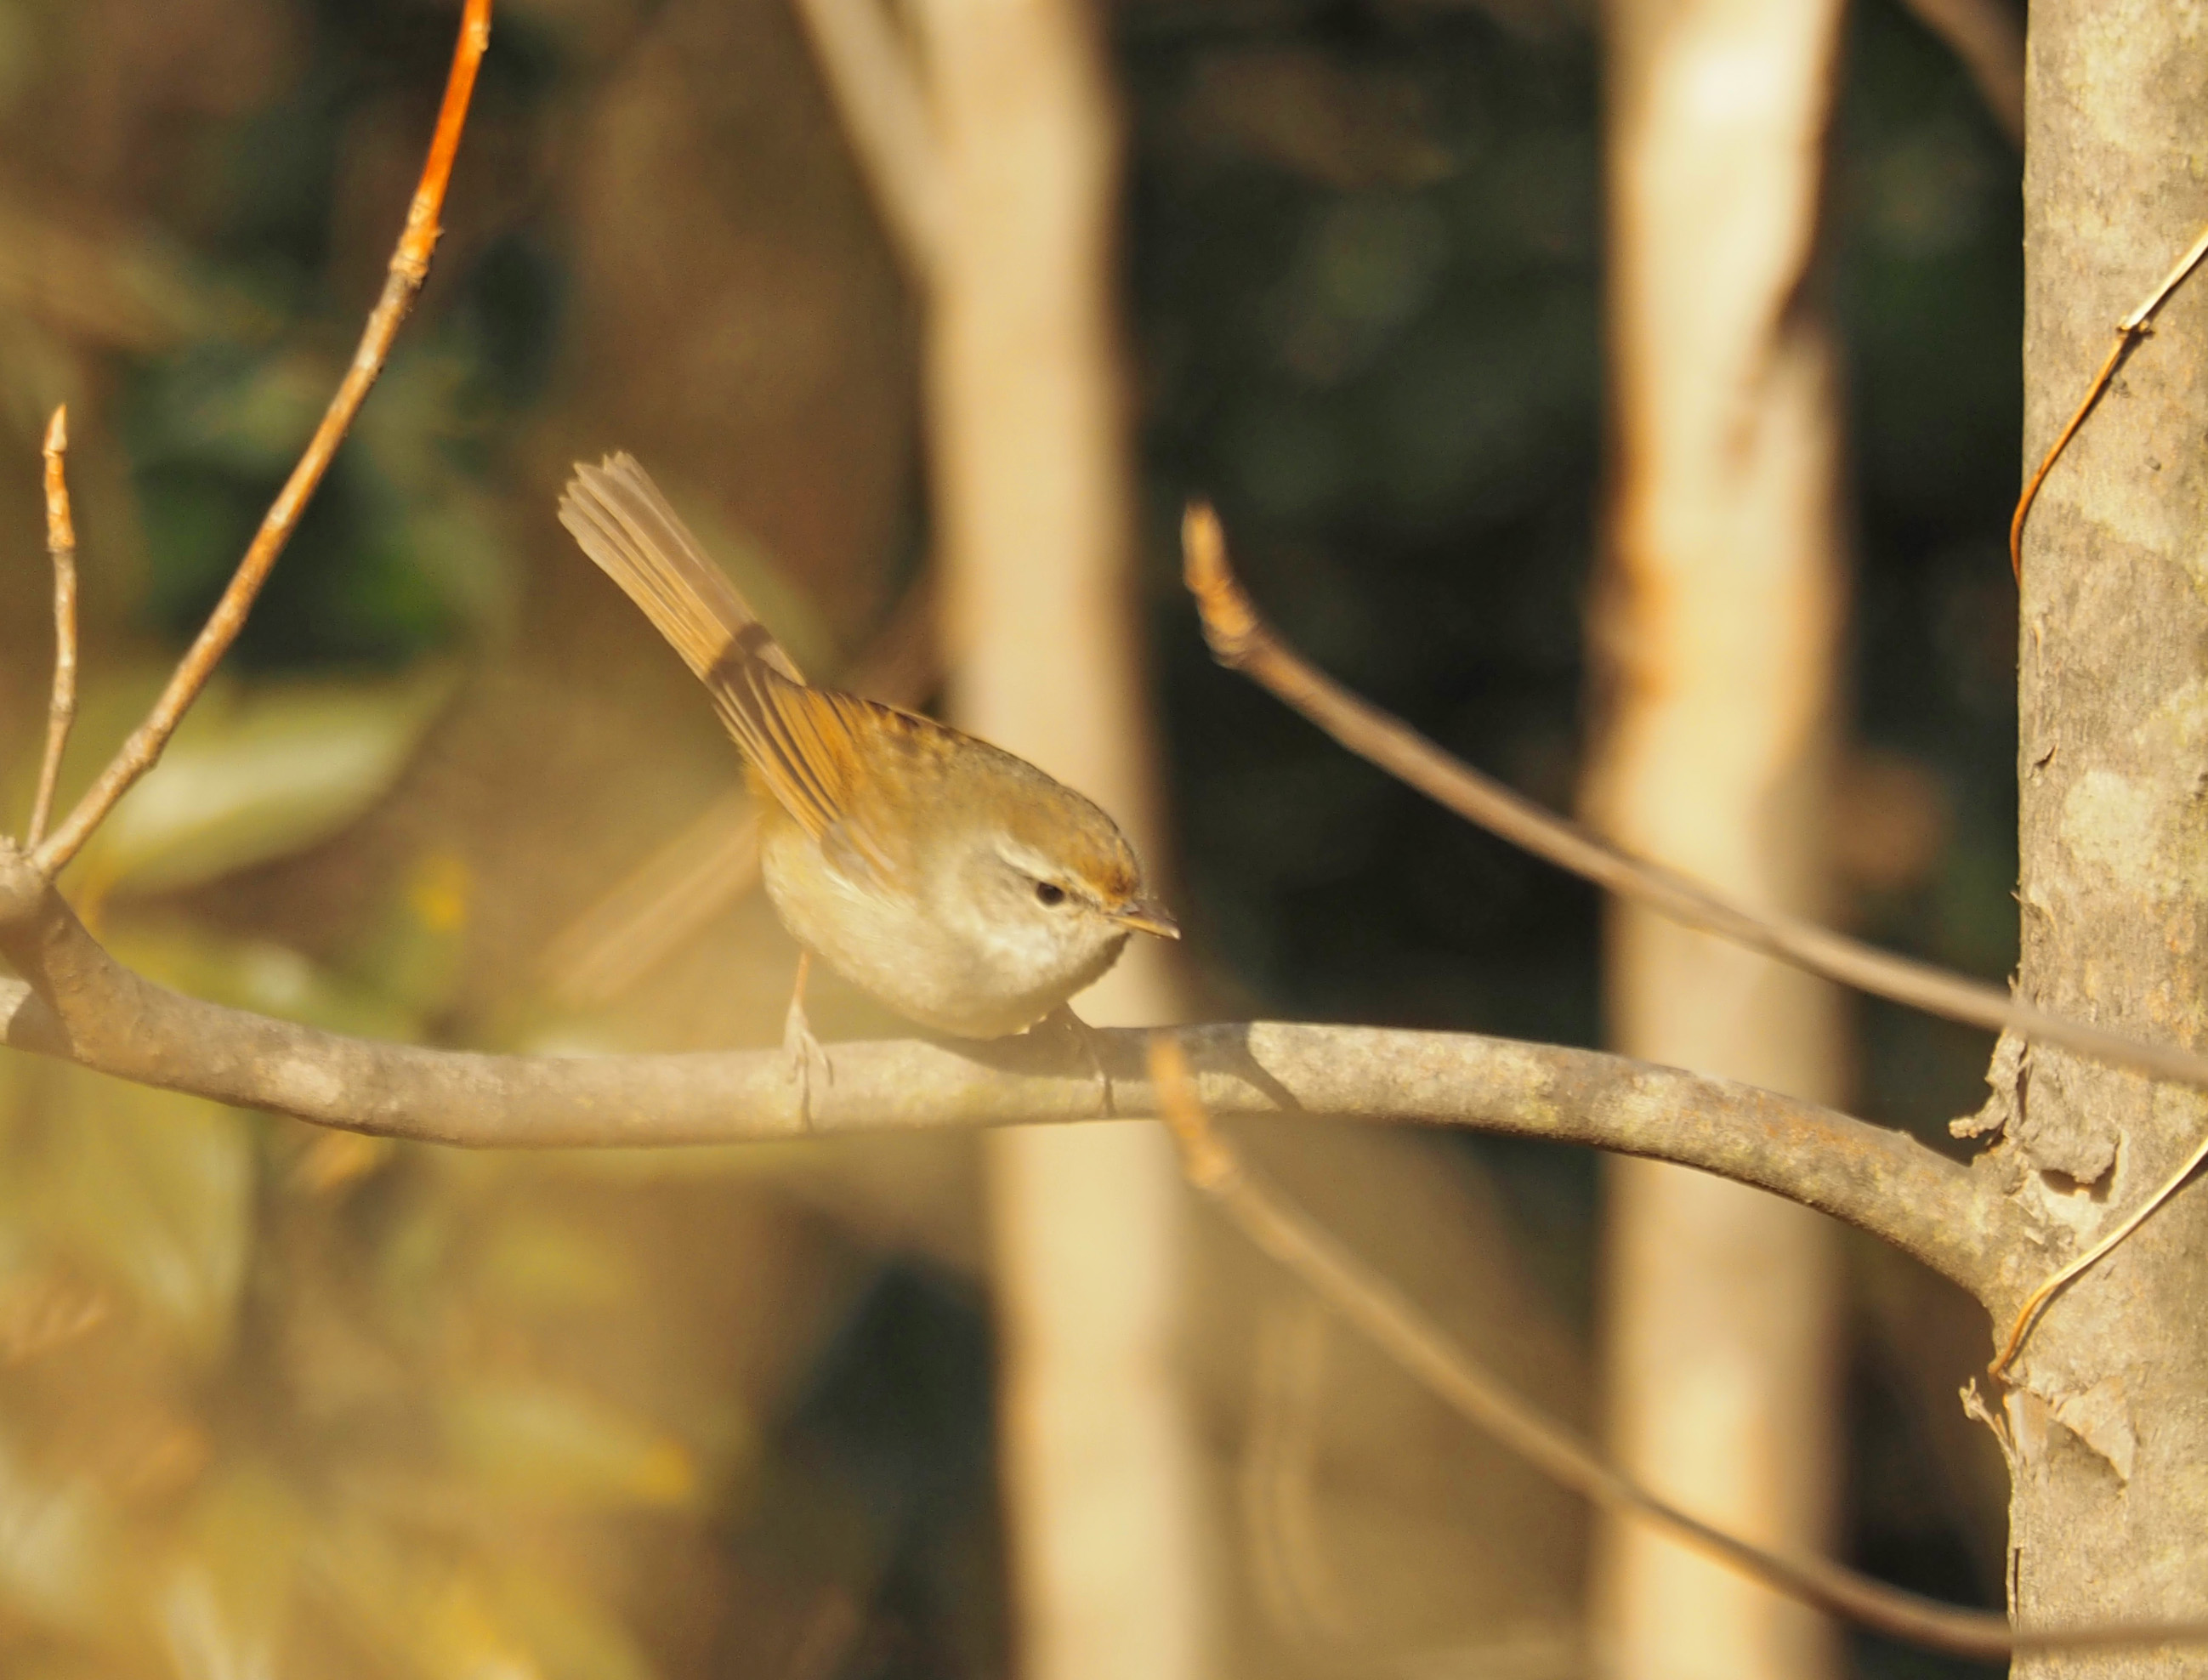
1583 0 1853 1675
905 0 1209 1675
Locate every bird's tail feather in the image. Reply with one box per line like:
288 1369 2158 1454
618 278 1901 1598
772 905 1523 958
558 453 807 685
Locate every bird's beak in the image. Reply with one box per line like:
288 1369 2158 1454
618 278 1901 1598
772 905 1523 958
1110 900 1181 940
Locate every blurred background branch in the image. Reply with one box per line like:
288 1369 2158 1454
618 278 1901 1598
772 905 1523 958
792 0 949 284
1585 0 1853 1669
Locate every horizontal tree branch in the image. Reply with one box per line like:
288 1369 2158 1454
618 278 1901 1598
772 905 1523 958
0 843 2028 1303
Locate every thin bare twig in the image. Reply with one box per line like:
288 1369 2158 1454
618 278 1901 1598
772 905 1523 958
31 0 494 878
2009 222 2208 581
1183 503 2208 1367
1182 502 2208 1096
792 0 949 284
26 406 77 849
1988 1127 2208 1377
1145 1031 2208 1660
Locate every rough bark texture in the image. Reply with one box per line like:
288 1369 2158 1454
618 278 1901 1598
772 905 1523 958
1586 0 1851 1672
2004 0 2208 1665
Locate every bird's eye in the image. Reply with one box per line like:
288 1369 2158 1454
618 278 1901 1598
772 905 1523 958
1035 881 1067 907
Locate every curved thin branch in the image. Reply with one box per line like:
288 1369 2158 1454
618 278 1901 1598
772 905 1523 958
31 0 494 877
0 843 2022 1301
1145 1034 2208 1661
2009 222 2208 580
1181 503 2208 1098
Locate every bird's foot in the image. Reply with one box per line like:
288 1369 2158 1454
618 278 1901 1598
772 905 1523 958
1042 1002 1113 1116
783 968 832 1129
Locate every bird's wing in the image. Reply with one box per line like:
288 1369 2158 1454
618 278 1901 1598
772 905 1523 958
714 661 902 885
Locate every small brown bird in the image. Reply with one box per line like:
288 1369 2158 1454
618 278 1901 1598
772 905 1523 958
559 455 1177 1088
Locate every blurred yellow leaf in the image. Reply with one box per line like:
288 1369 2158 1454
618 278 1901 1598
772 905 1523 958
105 922 422 1041
74 667 455 899
420 1574 548 1680
487 1564 659 1680
0 1432 120 1634
158 1463 304 1680
440 1382 696 1510
309 1523 584 1680
346 849 474 1019
287 1128 393 1196
470 1212 640 1317
40 1070 253 1361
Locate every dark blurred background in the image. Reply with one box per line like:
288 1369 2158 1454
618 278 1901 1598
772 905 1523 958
0 0 2018 1672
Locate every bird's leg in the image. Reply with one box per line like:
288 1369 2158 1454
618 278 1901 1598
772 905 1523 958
783 951 832 1126
1041 1002 1114 1116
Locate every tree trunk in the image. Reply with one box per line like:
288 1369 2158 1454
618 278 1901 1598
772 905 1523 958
1585 0 1851 1674
908 1 1212 1676
2006 0 2208 1664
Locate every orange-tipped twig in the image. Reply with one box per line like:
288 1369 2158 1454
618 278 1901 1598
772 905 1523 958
26 406 78 851
2009 223 2208 582
31 0 494 877
1146 1030 2208 1659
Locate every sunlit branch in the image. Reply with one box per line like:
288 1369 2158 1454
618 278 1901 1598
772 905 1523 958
0 840 2021 1302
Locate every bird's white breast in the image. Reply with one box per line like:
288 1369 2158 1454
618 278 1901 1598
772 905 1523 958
758 818 1124 1038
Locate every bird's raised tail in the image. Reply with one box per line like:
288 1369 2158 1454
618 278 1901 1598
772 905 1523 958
558 453 808 685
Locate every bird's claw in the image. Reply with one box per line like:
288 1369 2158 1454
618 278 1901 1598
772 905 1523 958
784 992 832 1128
1042 1003 1113 1116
